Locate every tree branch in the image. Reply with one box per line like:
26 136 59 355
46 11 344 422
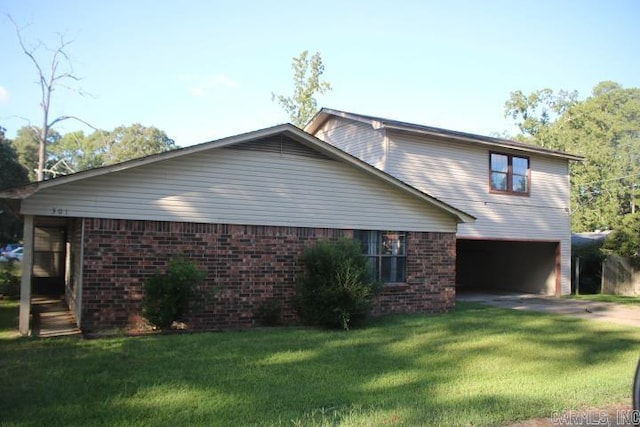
48 115 100 132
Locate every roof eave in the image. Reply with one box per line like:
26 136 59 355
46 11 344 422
382 124 584 161
0 122 476 225
307 108 583 162
0 124 299 197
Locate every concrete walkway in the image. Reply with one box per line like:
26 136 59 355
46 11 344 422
31 296 81 338
457 292 640 328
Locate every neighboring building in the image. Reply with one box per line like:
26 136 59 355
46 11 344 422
306 109 582 296
0 124 473 335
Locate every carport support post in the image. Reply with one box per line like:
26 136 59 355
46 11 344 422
19 215 34 336
574 256 580 296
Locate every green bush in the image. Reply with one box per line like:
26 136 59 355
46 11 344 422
603 213 640 259
297 239 380 330
255 298 282 326
142 258 206 329
0 266 20 298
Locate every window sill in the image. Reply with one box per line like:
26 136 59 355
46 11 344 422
381 282 409 291
489 189 530 197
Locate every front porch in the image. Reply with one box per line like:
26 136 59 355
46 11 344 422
19 215 82 336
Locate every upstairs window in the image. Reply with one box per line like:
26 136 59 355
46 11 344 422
354 230 406 283
490 152 530 195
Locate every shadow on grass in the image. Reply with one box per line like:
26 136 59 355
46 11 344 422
1 302 639 426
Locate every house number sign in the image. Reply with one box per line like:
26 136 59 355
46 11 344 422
51 207 69 215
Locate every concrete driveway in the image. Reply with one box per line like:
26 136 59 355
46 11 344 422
457 292 640 328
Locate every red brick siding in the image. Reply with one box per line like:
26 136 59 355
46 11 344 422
372 232 456 315
81 218 456 331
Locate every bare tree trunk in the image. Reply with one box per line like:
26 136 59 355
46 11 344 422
9 14 85 182
38 115 48 182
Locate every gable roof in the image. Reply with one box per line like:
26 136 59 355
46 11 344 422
0 123 475 224
305 108 583 161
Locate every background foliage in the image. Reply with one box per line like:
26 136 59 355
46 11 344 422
272 50 332 128
505 81 640 234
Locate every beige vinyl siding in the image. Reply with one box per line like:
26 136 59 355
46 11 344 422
21 146 456 232
384 132 571 237
384 131 572 293
313 117 387 169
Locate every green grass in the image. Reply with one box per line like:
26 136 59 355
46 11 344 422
1 301 639 426
0 298 19 339
566 294 640 305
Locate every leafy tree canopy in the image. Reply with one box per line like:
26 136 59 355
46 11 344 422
273 50 332 128
104 124 177 165
40 124 177 174
0 127 29 191
602 212 640 258
0 126 29 243
11 127 61 181
505 81 640 233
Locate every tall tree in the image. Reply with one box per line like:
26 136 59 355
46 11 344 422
48 129 109 172
504 88 578 142
0 126 29 243
272 50 332 127
41 124 177 174
11 126 61 181
9 15 90 181
103 124 177 165
505 81 640 232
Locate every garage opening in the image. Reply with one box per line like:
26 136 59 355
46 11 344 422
456 239 559 295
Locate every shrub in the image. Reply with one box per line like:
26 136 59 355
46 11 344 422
142 258 206 329
0 266 20 298
297 239 380 330
255 298 282 326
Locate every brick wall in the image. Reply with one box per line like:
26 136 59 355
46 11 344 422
372 232 456 315
81 218 456 331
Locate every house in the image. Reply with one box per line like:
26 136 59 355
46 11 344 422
0 124 474 335
305 109 583 296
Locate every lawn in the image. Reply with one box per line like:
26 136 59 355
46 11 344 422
566 293 640 305
0 301 638 427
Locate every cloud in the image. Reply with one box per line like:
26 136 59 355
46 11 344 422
0 86 9 105
185 74 239 97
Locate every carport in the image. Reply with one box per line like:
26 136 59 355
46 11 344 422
456 239 560 295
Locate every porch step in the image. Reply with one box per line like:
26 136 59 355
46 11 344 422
31 296 81 338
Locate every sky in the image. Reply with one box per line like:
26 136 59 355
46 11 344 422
1 0 639 147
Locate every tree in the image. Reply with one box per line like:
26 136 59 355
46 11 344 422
9 15 90 182
10 127 39 181
0 126 29 243
505 81 640 232
272 50 332 127
12 126 61 181
48 129 109 172
602 212 640 259
104 124 177 165
504 88 578 141
34 124 176 174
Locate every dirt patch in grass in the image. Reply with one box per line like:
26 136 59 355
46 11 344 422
509 403 635 426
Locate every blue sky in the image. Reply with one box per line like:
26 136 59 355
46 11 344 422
1 0 639 147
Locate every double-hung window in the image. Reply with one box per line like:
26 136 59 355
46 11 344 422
354 230 406 283
490 152 530 195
